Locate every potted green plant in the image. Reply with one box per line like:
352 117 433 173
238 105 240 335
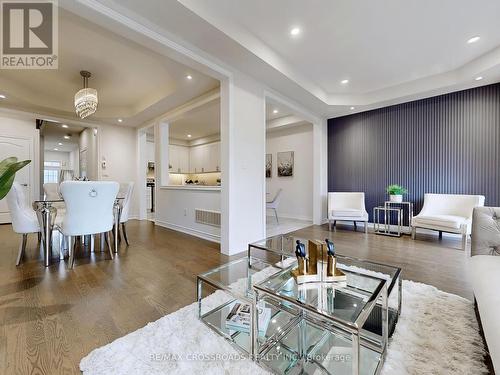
386 184 407 203
0 157 31 200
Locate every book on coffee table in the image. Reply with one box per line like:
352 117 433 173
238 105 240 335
225 302 271 335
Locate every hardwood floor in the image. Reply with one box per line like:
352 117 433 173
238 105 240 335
0 220 474 374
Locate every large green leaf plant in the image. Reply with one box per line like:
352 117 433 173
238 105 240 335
0 157 31 200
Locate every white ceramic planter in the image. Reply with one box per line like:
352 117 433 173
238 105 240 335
389 194 403 203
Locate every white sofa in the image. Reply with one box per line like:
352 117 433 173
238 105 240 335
470 207 500 372
411 193 485 250
327 192 369 232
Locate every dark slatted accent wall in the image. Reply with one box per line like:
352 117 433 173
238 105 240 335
328 83 500 222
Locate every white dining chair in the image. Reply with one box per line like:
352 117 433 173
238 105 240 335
43 182 66 212
43 183 60 200
6 182 42 265
266 189 283 224
58 181 119 268
118 182 134 246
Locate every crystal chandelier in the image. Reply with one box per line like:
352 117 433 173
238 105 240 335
74 70 98 119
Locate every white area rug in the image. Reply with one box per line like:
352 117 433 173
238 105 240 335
80 272 487 375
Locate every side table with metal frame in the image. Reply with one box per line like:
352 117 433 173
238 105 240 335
384 201 413 235
373 206 403 237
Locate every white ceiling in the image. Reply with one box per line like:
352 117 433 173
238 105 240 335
55 0 500 119
266 99 293 122
0 8 219 126
177 0 500 116
182 0 500 94
170 99 220 140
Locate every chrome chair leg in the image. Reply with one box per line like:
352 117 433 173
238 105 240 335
106 231 114 260
59 233 65 260
100 233 105 252
122 223 129 246
68 236 75 269
16 233 28 266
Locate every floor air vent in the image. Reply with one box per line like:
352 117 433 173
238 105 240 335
195 209 221 227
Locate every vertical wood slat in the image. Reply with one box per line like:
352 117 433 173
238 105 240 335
328 83 500 223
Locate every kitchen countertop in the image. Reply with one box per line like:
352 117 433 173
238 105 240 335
160 185 221 191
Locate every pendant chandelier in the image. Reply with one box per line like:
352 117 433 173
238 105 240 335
74 70 98 119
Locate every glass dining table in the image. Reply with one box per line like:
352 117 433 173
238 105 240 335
32 196 124 267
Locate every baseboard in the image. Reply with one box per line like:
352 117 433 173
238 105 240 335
155 220 221 243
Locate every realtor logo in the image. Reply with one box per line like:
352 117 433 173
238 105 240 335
1 0 58 69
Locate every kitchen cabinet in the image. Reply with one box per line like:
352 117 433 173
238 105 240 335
169 142 220 174
169 144 190 173
189 142 220 173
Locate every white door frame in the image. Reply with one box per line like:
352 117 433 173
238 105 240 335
264 90 327 231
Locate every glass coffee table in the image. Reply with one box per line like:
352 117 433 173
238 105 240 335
197 235 402 375
250 234 402 337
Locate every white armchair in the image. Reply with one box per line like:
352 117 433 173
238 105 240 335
328 192 369 232
411 193 485 250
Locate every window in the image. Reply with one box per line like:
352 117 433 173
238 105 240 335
43 160 61 184
44 161 61 168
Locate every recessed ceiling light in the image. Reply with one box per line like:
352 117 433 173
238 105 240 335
186 75 193 80
273 109 279 114
341 79 349 84
53 148 58 151
61 124 68 128
117 118 123 123
467 36 480 44
0 94 6 99
58 142 63 146
350 106 355 110
290 27 301 36
187 134 192 138
64 135 70 139
475 76 483 81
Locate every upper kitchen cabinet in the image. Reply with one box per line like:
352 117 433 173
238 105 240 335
189 141 220 173
169 144 190 173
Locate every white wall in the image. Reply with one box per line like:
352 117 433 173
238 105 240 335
98 124 139 218
155 187 221 241
146 139 155 163
266 123 313 221
0 110 39 203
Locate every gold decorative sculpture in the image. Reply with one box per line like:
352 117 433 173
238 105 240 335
291 239 346 284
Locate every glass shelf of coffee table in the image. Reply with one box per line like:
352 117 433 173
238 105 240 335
197 256 297 357
253 266 389 375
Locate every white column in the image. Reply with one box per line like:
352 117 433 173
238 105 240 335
158 122 170 187
220 74 266 255
137 130 147 220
